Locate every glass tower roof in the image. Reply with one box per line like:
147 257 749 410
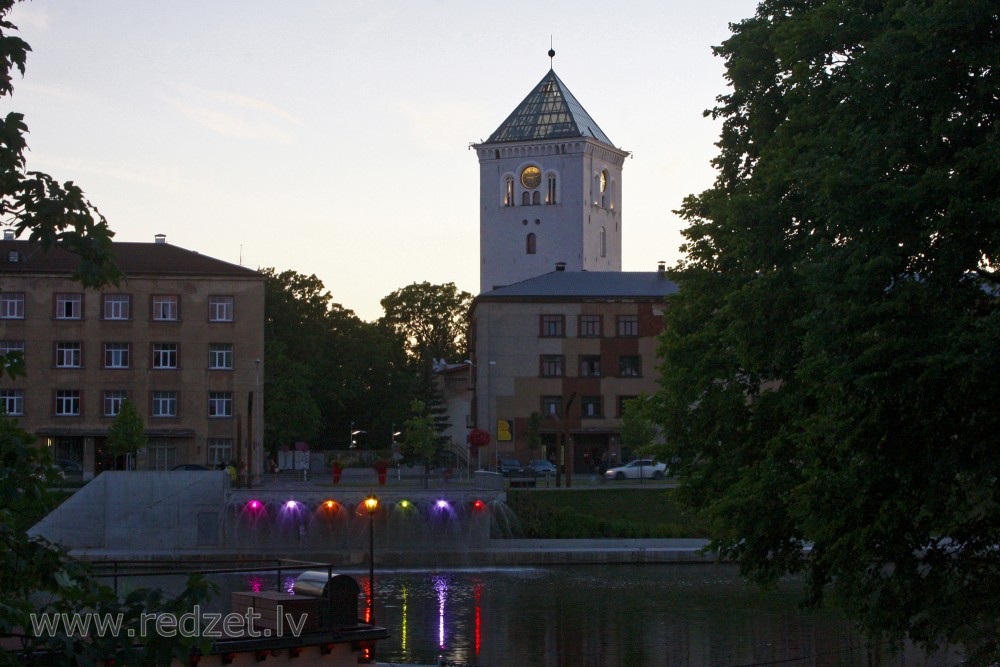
485 69 614 146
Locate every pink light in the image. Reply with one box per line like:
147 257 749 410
247 500 262 511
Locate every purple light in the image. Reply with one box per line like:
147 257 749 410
436 500 449 509
285 500 298 509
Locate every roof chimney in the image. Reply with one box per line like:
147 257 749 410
555 262 566 272
657 260 666 274
3 230 14 241
154 234 166 244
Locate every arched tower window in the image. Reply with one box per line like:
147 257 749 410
600 170 609 208
522 191 531 206
610 179 617 210
504 176 514 207
546 174 557 204
600 227 607 258
526 233 537 254
532 190 540 205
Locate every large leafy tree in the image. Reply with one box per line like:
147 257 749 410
105 398 146 470
379 281 473 365
0 3 212 663
655 0 999 662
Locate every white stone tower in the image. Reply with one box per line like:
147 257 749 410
474 61 628 292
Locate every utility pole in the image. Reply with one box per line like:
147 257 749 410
556 392 576 488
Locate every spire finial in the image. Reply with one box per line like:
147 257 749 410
548 36 555 69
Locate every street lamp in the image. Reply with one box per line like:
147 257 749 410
254 358 261 486
391 428 402 480
465 359 497 471
363 494 379 623
350 421 366 449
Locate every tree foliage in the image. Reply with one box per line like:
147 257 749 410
379 281 472 365
398 399 439 476
618 398 657 456
105 398 146 468
656 1 999 662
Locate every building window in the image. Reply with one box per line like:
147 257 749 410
147 441 176 470
0 389 24 416
540 355 564 377
55 342 82 368
102 294 131 320
208 391 233 418
619 355 642 377
152 295 179 321
504 176 514 207
209 343 233 370
55 293 82 319
55 390 81 416
600 170 609 208
103 342 130 369
546 174 557 204
151 391 177 418
152 343 178 369
532 190 540 205
578 315 601 337
103 390 127 417
580 355 601 377
208 438 233 466
581 396 603 418
208 296 234 322
617 395 638 417
0 292 24 319
541 396 562 419
521 191 531 206
526 233 536 255
617 315 639 337
600 227 607 258
540 315 565 337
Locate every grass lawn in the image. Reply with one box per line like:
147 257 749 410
505 487 708 539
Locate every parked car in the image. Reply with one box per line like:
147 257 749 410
603 459 667 480
498 459 524 476
527 459 557 476
171 463 210 471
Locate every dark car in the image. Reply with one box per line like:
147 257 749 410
171 463 210 471
498 459 524 476
57 459 83 475
527 459 557 476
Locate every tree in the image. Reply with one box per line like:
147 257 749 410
398 399 439 487
525 412 543 453
618 398 656 456
105 398 146 470
655 1 999 662
379 281 473 365
0 4 213 662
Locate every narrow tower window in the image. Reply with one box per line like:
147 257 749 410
526 233 537 255
504 177 514 207
600 227 607 258
532 190 540 205
600 170 609 208
546 174 557 204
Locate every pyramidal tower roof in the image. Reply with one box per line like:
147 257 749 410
485 68 614 147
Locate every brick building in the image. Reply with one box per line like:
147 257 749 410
0 234 264 478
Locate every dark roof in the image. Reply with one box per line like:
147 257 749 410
478 270 678 300
484 69 615 146
0 240 261 279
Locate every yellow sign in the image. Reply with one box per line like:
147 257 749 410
497 420 513 442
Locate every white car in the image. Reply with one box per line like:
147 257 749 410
604 459 667 480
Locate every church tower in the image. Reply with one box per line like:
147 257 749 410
474 61 629 292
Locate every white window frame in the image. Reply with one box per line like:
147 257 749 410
103 390 127 417
0 389 24 416
55 293 82 320
208 343 233 370
55 390 81 416
152 295 178 321
208 391 233 418
0 293 24 319
55 342 82 368
208 296 234 322
151 391 177 418
207 438 233 466
103 294 131 320
104 342 130 369
147 443 176 471
152 343 178 369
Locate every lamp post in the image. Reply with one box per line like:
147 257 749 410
363 494 379 623
254 358 261 485
350 421 366 449
391 427 402 480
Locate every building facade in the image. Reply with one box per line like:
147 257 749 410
469 269 676 473
0 235 265 478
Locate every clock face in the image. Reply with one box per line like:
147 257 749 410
521 166 541 190
600 171 608 193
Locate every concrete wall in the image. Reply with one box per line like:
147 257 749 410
29 471 227 551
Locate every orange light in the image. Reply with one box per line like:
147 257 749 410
324 500 336 510
364 495 379 514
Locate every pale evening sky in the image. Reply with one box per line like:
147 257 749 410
7 1 759 321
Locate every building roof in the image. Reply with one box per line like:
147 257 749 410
484 69 615 146
478 270 678 301
0 239 262 279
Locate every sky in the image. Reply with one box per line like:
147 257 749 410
6 1 760 321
